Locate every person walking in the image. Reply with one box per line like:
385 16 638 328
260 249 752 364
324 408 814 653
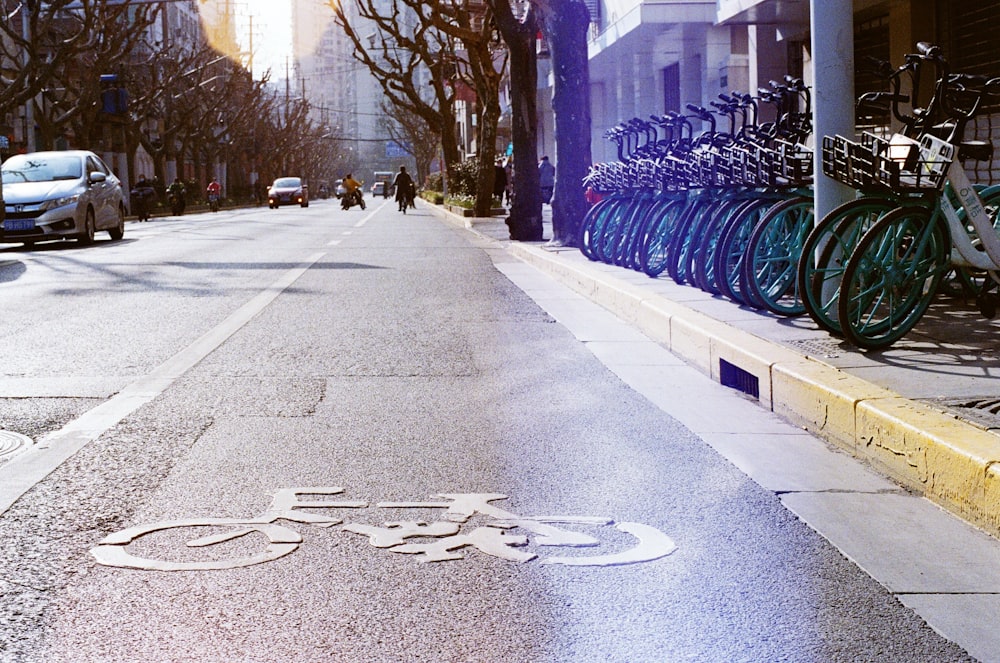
391 166 414 213
538 155 555 204
503 158 513 205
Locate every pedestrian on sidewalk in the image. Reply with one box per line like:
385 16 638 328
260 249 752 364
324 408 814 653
493 159 508 206
538 155 555 204
503 158 513 205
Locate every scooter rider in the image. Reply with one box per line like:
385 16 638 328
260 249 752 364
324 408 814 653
341 174 365 210
206 178 221 212
167 177 186 216
130 174 155 222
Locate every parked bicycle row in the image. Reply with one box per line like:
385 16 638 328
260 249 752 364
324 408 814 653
579 76 816 317
580 44 1000 350
798 43 1000 349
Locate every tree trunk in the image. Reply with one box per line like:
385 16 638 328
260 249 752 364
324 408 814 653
541 0 592 246
439 105 461 194
505 23 543 240
474 96 501 217
490 0 543 240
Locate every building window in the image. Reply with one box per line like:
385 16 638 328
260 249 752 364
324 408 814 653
663 64 679 114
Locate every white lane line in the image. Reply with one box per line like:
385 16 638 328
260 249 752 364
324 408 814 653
327 239 342 246
353 200 389 227
0 252 327 516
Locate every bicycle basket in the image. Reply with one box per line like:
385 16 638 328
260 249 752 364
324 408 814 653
822 132 949 192
778 142 814 185
875 133 952 192
754 141 813 187
821 133 880 189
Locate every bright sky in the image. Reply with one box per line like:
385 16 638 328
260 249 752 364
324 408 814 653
244 0 294 79
201 0 335 81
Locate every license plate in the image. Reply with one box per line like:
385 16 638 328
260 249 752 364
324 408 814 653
3 219 35 231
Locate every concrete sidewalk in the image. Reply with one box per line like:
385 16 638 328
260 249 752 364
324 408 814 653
425 201 1000 540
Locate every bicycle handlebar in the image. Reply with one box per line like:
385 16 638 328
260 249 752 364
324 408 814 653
916 41 942 59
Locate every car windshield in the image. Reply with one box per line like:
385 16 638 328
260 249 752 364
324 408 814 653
1 155 82 184
273 178 300 188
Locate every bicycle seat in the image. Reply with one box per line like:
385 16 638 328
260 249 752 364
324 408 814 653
959 140 993 162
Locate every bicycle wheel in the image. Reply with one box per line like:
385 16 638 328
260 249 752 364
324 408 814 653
594 196 634 264
91 518 302 572
610 193 653 267
691 196 746 294
639 197 688 277
741 197 813 316
837 206 950 350
797 196 898 334
713 198 780 305
579 195 621 261
629 194 677 272
667 197 720 285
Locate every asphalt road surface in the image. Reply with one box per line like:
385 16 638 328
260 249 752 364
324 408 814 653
0 199 976 661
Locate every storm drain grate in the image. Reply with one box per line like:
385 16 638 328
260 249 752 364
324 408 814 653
719 359 760 400
0 430 33 462
928 397 1000 430
785 338 844 359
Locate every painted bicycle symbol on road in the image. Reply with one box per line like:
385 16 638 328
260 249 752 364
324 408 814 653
91 488 678 571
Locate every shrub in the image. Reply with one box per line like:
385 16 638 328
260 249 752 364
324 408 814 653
445 194 475 209
448 159 480 197
424 172 443 192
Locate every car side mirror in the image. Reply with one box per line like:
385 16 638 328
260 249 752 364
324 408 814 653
88 172 107 185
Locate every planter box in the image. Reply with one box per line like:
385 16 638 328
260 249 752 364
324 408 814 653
448 204 475 217
446 204 507 217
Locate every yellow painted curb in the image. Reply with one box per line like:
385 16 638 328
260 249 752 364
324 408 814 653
857 398 1000 534
506 241 1000 538
771 359 897 455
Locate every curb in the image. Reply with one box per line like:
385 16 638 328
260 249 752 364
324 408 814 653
506 242 1000 539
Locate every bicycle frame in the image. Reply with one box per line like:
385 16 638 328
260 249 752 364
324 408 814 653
926 133 1000 273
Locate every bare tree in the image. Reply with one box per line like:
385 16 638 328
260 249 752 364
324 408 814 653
328 0 462 182
0 0 159 151
406 0 507 217
380 100 438 185
0 0 92 119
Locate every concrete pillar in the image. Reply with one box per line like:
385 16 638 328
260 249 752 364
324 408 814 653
617 54 635 123
748 25 786 126
811 0 856 218
635 52 656 118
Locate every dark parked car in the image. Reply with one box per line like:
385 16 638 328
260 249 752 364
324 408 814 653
268 177 309 208
0 150 126 246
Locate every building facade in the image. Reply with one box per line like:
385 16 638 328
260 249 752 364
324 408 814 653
566 0 1000 184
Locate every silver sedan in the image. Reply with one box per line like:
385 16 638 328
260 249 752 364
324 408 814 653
1 150 127 247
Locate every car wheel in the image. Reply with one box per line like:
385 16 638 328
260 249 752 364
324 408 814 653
108 205 125 240
78 208 96 244
301 201 309 208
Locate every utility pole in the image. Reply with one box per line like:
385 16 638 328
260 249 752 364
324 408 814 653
21 7 35 152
